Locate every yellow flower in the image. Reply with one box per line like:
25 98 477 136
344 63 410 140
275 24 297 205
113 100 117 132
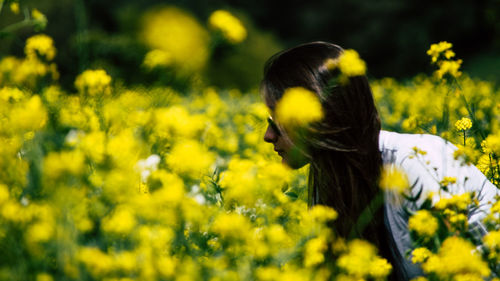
26 221 54 243
166 140 215 178
31 9 48 29
422 236 490 278
408 210 438 237
209 10 247 44
411 247 432 264
439 176 457 186
10 95 48 132
427 41 453 63
101 206 137 235
75 69 112 96
141 6 209 72
275 87 324 128
483 230 500 250
455 117 472 131
10 2 20 14
308 205 338 223
43 150 85 180
482 134 500 155
435 193 472 211
77 247 113 277
25 34 56 61
211 212 251 240
304 236 328 267
337 239 392 279
379 165 409 193
337 49 367 77
143 49 172 69
436 59 462 79
0 184 9 204
36 273 53 281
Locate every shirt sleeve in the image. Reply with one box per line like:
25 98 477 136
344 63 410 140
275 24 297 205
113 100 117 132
395 133 499 238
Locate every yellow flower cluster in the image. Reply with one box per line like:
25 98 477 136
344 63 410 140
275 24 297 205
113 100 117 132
427 41 462 79
455 117 472 131
0 34 58 88
25 34 56 61
337 239 392 280
325 49 367 84
74 69 112 96
275 87 324 129
421 236 490 279
408 210 438 237
209 10 247 44
439 176 457 186
426 41 453 63
411 247 432 264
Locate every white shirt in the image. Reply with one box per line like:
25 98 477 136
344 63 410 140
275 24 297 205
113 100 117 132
379 130 499 280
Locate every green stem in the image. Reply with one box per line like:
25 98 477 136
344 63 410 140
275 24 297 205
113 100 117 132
0 18 38 34
348 191 384 239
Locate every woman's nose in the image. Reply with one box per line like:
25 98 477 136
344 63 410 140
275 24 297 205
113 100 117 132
264 124 278 143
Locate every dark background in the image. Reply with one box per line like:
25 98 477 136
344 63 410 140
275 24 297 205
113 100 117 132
1 0 499 91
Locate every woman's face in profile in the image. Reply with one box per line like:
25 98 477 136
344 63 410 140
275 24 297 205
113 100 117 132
263 102 309 169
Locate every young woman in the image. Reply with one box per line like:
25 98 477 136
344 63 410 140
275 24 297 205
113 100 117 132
261 41 498 280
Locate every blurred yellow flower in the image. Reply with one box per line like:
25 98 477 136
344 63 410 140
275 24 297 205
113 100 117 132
10 2 20 14
338 49 367 77
435 193 472 211
379 165 409 193
166 140 215 178
483 230 500 251
25 34 56 61
304 236 327 267
422 236 490 278
10 95 47 132
436 59 462 79
211 212 251 240
43 150 85 179
482 134 500 155
77 247 113 277
75 69 112 96
102 206 137 235
209 10 247 44
275 87 323 128
141 6 209 72
337 239 392 279
408 210 438 237
439 176 457 186
143 49 172 69
36 273 53 281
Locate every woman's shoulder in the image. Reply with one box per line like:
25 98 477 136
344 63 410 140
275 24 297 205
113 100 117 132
379 130 455 152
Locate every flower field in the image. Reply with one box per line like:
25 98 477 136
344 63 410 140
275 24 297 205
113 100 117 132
0 4 499 281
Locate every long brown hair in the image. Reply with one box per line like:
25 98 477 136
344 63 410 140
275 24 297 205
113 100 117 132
261 42 383 245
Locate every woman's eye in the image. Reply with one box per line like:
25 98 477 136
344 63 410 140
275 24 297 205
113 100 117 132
267 116 281 136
